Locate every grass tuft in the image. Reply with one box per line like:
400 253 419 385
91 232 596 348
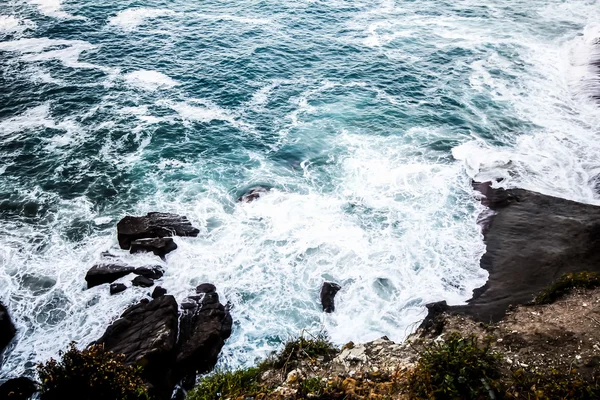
535 271 600 304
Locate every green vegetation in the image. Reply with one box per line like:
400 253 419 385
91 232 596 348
406 332 502 399
263 334 338 373
186 367 264 400
37 343 149 400
406 332 600 400
535 271 600 304
506 367 600 399
186 331 600 400
186 334 338 400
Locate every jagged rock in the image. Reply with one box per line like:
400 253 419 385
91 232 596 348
134 266 164 280
0 303 16 354
237 186 269 203
320 282 341 313
117 212 199 250
94 285 232 399
174 283 233 381
130 238 177 259
132 276 154 288
109 283 127 295
152 286 167 299
94 295 179 398
0 376 37 400
85 263 135 288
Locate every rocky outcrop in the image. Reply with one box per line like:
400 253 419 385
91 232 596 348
0 377 37 400
152 286 167 299
95 285 232 399
86 263 164 289
175 284 233 385
134 266 164 280
0 303 16 354
117 212 199 250
110 283 127 295
94 295 179 398
85 263 135 288
130 238 177 259
320 282 341 313
132 276 154 288
451 182 600 322
237 186 270 203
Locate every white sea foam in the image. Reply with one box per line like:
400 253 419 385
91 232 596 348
29 0 82 20
124 70 179 91
161 98 249 130
0 15 35 34
0 38 115 72
0 103 54 138
108 8 176 31
196 13 272 25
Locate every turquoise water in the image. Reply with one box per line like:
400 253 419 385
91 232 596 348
1 0 599 379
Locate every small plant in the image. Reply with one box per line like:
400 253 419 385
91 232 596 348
262 333 338 373
299 377 326 397
535 271 600 304
37 343 149 400
507 367 600 399
406 332 502 399
186 368 263 400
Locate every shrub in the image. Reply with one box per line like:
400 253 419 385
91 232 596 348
186 368 263 400
535 271 600 304
263 334 338 373
406 332 502 399
37 343 149 400
506 367 600 399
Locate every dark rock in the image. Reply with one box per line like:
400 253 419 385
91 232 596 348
85 263 135 289
132 276 154 288
418 301 449 336
0 377 37 400
134 266 164 280
94 295 179 399
451 184 600 322
117 212 199 250
152 286 167 299
195 283 216 294
237 186 269 203
130 238 177 259
109 283 127 295
0 303 16 354
320 282 341 313
174 283 233 382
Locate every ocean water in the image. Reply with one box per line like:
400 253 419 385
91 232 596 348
1 0 599 379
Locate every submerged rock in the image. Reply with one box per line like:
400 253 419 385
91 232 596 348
0 303 16 354
109 283 127 295
237 186 269 203
320 282 342 313
130 238 177 259
117 212 199 250
85 263 135 289
0 376 37 400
